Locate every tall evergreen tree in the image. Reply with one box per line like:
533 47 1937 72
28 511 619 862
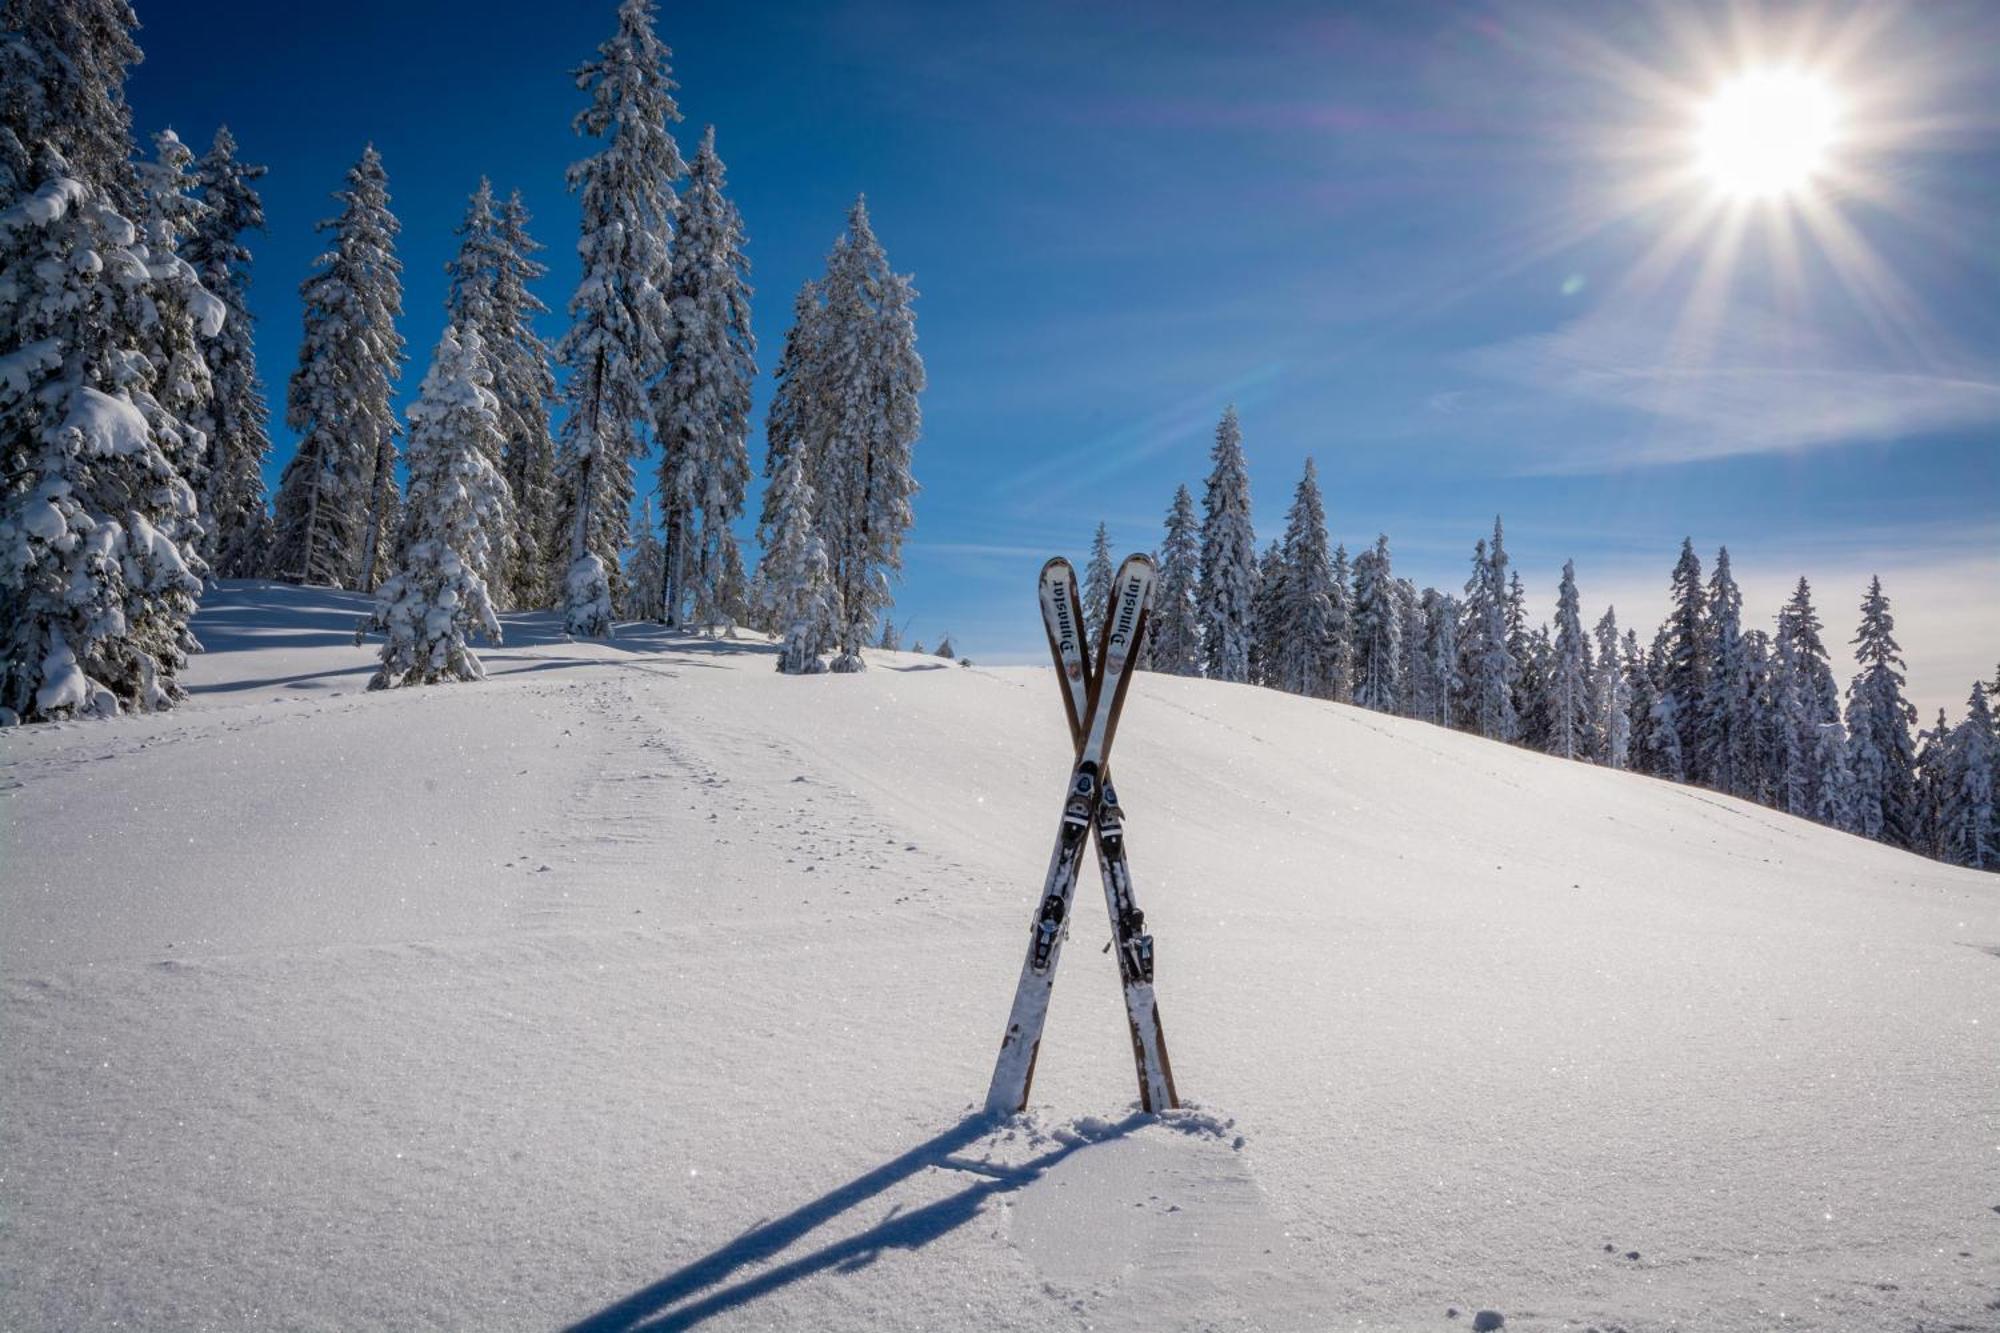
491 191 558 608
1328 541 1354 703
554 0 683 636
755 453 831 675
184 126 272 578
440 180 518 602
133 129 217 498
358 327 505 688
620 498 666 622
1351 534 1401 711
1844 576 1918 846
1274 459 1335 698
1249 539 1287 689
1942 683 1997 871
1593 606 1629 769
1548 560 1590 760
269 146 403 589
1776 577 1842 818
1418 588 1461 728
1149 484 1201 676
1 0 212 721
1661 538 1709 780
1393 577 1425 718
810 197 923 671
1458 521 1518 741
1082 521 1114 630
756 281 820 550
1912 706 1953 860
1698 547 1753 796
1196 406 1255 683
655 125 754 628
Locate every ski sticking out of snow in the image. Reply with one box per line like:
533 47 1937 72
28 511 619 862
985 553 1157 1116
1037 558 1178 1113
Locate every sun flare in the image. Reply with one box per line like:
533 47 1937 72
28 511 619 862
1695 69 1840 199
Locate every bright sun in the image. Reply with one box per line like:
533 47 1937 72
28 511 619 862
1696 69 1840 199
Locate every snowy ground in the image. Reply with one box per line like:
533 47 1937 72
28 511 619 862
3 580 1997 1332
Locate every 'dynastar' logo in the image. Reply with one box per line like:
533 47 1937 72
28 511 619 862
1105 574 1144 669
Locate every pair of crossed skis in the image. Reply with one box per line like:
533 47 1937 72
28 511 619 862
985 552 1179 1116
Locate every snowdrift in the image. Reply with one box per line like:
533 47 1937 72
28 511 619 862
3 580 1995 1332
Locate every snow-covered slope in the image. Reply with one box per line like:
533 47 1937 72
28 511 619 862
4 581 1995 1333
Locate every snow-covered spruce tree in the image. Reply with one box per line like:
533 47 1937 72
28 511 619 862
1697 547 1753 796
1082 521 1114 631
1620 628 1656 770
184 126 272 577
1844 576 1918 846
1249 539 1287 689
268 146 403 589
1776 577 1842 815
1548 560 1590 760
756 281 821 551
441 180 520 603
1812 719 1857 831
133 129 218 499
1518 624 1555 751
1741 629 1780 806
1942 683 1997 871
935 634 956 660
1458 522 1518 742
1765 629 1812 816
1912 706 1953 861
1147 483 1202 676
1635 625 1684 779
1273 459 1335 698
1659 538 1710 781
488 191 558 608
1393 577 1425 718
876 616 900 652
1 1 216 722
1196 406 1255 683
1591 607 1627 768
357 327 505 688
555 0 683 636
655 125 754 629
619 498 666 621
1328 542 1354 703
1418 588 1461 728
755 452 831 674
807 197 923 672
1351 534 1401 712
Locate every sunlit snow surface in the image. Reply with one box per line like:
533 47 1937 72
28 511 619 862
3 581 1996 1331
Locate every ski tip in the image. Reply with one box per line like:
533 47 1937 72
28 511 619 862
1040 555 1075 583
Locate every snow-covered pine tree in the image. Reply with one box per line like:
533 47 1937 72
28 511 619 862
1776 577 1842 819
490 191 558 608
1328 542 1354 703
876 617 901 652
358 326 505 688
1196 406 1255 683
620 498 666 621
1766 629 1811 816
1844 576 1918 846
936 634 957 660
1641 623 1685 780
1148 484 1201 676
1519 624 1555 751
1418 588 1461 728
755 452 830 674
1622 627 1659 772
184 126 272 578
441 179 519 603
807 197 924 671
1548 560 1589 760
1697 547 1753 796
1273 460 1335 697
1942 683 1997 871
1911 706 1953 861
1740 629 1779 806
1661 538 1710 781
1812 719 1857 831
1593 608 1630 769
554 0 683 636
1 2 212 721
1394 577 1424 718
133 129 217 504
1249 539 1287 689
756 281 821 552
655 125 755 630
1082 521 1114 631
269 146 404 589
1351 534 1401 712
1458 521 1518 741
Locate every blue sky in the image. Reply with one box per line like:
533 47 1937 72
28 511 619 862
128 0 1997 716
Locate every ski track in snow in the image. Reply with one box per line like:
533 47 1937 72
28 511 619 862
3 581 1998 1332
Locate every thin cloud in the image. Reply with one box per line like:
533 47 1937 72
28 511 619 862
1464 301 2000 471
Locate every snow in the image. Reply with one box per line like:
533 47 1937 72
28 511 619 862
2 580 1995 1331
62 384 152 457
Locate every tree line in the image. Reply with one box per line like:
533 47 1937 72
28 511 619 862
1096 406 1998 874
3 0 925 717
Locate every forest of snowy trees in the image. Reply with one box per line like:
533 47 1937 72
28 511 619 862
0 0 924 713
1093 406 1998 875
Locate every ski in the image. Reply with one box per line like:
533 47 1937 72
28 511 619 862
1038 559 1178 1112
985 553 1156 1116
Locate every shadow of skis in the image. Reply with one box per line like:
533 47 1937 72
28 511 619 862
565 1111 1149 1332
